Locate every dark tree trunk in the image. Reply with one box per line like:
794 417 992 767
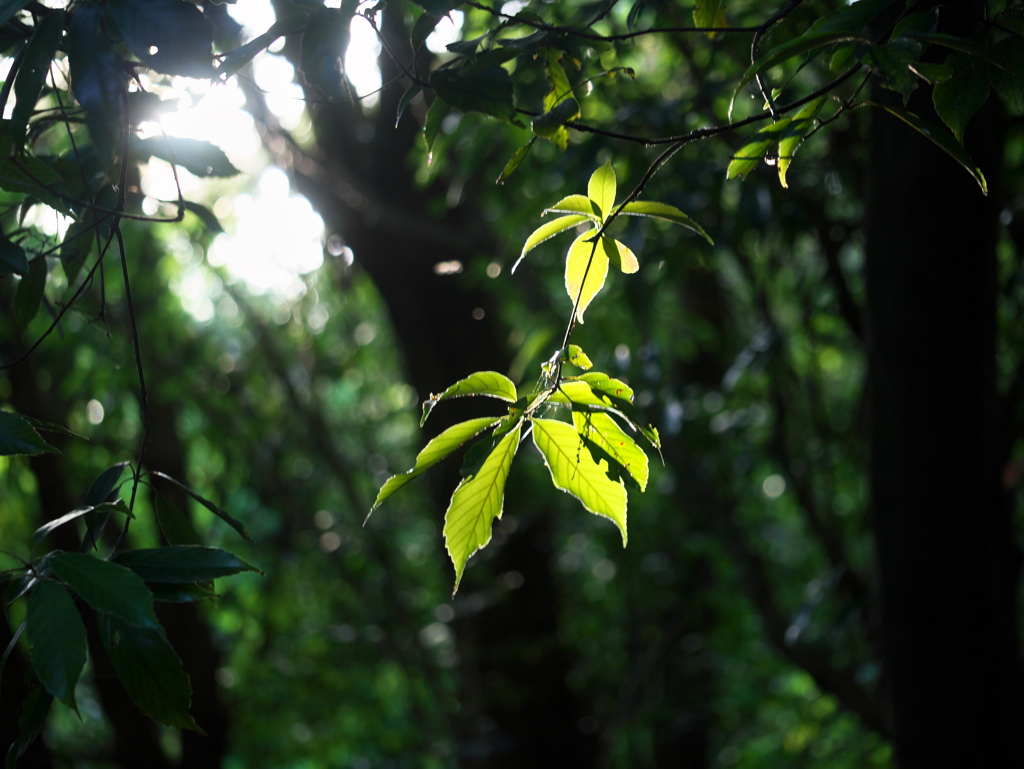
864 75 1024 769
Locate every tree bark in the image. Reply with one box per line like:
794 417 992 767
864 79 1024 768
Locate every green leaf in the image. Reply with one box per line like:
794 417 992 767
85 463 129 507
565 231 609 323
154 496 203 546
396 83 423 127
580 372 635 404
411 12 441 52
421 371 518 426
183 201 224 234
444 422 522 593
430 66 520 124
150 471 252 542
726 117 794 180
300 6 353 98
693 0 727 38
134 136 239 177
410 0 459 14
619 200 714 244
49 552 158 628
861 100 987 194
496 137 536 184
26 580 86 710
933 55 989 143
544 194 601 220
587 160 616 219
33 501 132 545
777 97 826 188
104 0 214 77
14 256 46 331
371 416 501 513
566 344 593 370
729 0 894 116
532 98 579 150
423 98 449 162
531 418 627 544
573 411 649 492
0 411 58 456
98 612 200 731
11 11 64 150
0 233 27 277
4 685 52 769
514 213 588 271
605 236 638 274
111 546 259 583
989 35 1024 113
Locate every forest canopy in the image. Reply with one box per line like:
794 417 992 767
2 0 1023 767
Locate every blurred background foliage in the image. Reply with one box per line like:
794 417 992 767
2 0 1023 767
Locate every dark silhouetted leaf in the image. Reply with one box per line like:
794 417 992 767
26 580 86 710
11 11 64 150
431 66 520 124
4 685 52 769
134 136 239 177
112 546 259 583
49 552 157 628
14 257 46 331
98 612 200 731
0 233 27 277
104 0 214 77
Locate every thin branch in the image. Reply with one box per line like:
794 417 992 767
751 0 805 121
463 0 760 40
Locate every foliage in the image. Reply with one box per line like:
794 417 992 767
0 0 1022 766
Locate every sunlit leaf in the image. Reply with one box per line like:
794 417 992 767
693 0 727 38
777 97 826 188
565 231 610 323
98 612 201 731
421 371 518 426
573 411 649 491
531 98 580 150
371 416 501 512
544 194 601 220
580 372 635 404
444 422 522 593
605 236 638 274
619 200 714 244
497 137 536 184
587 160 616 219
532 418 627 544
26 581 86 710
566 344 593 370
515 214 589 272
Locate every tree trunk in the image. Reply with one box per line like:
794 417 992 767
864 81 1024 768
